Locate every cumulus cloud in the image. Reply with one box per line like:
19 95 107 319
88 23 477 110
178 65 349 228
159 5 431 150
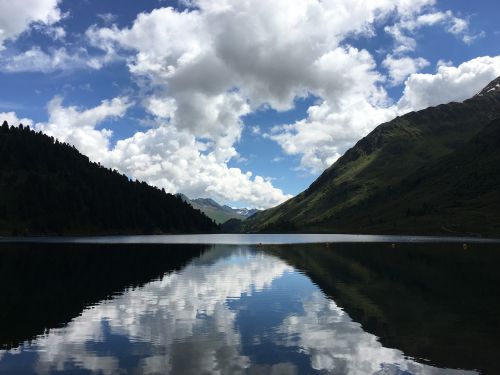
35 96 131 161
0 111 33 127
2 0 494 205
398 55 500 111
266 98 398 173
268 55 500 172
0 0 63 48
106 124 292 208
382 55 430 85
84 0 436 176
87 0 434 113
4 96 291 208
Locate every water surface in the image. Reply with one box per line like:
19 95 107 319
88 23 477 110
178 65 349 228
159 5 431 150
0 241 499 374
1 233 499 244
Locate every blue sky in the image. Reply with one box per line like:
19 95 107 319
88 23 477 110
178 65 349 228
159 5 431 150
1 0 499 208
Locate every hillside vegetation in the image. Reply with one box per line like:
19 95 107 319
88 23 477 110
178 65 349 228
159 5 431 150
0 122 218 235
244 77 500 236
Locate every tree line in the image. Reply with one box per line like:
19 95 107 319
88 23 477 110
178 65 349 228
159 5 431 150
0 121 218 235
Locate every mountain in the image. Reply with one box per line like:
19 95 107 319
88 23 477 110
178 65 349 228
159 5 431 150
0 122 218 235
177 194 258 224
244 77 500 236
475 76 500 96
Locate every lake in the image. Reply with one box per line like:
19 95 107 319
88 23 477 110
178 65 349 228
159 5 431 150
0 235 499 374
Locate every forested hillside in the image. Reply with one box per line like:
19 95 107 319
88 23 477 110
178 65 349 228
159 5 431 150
0 122 218 235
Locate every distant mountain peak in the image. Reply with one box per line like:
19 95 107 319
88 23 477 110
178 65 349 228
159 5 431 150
475 76 500 97
179 196 259 224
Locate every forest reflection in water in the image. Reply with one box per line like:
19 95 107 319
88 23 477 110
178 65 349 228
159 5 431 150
0 241 499 374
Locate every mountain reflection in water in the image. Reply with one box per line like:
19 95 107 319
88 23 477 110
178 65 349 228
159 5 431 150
0 242 498 374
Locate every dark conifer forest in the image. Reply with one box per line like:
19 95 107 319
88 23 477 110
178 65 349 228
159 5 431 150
0 121 218 235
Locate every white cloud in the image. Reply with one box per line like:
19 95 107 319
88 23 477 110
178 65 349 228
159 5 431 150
0 46 118 73
143 96 177 120
87 0 434 115
32 23 66 41
1 47 81 73
267 98 398 173
84 0 436 177
10 96 290 209
20 54 499 202
0 0 62 48
2 0 493 205
0 111 33 127
106 124 292 208
268 55 500 172
386 10 480 54
35 96 131 161
383 55 430 85
398 55 500 111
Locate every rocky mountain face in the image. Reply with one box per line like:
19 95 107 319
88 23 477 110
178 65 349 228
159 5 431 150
243 76 500 236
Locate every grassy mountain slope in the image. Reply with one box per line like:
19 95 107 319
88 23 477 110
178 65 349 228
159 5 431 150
323 118 500 235
0 122 218 235
244 77 500 235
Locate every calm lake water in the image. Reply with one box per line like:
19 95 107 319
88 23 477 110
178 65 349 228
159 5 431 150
0 236 499 374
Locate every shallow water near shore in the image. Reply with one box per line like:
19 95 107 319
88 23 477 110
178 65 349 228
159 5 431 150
0 239 499 374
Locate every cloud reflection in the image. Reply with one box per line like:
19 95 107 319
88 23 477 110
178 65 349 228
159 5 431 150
277 291 476 375
0 247 478 374
19 247 289 374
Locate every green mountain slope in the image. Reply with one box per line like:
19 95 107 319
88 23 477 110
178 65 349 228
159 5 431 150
0 122 218 235
244 77 500 236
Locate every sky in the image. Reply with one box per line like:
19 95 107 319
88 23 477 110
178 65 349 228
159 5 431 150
0 0 499 209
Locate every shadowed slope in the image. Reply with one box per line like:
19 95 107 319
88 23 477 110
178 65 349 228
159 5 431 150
244 77 500 236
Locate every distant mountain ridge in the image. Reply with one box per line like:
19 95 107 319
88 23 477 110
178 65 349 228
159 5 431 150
0 122 218 235
244 76 500 236
177 194 258 224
